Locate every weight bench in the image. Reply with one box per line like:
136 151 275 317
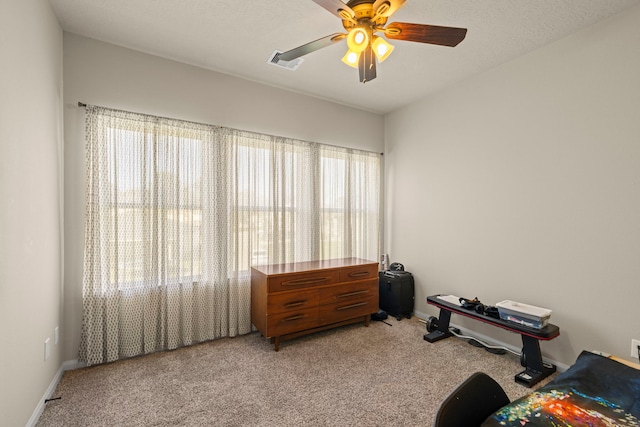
424 295 560 387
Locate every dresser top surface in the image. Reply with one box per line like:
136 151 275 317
251 257 377 276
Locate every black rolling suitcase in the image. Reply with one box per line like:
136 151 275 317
378 270 415 320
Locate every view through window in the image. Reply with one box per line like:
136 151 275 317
87 108 381 290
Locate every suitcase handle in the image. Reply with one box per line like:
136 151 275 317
337 290 369 299
384 271 407 278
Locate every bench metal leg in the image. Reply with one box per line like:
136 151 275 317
515 335 556 387
423 309 453 343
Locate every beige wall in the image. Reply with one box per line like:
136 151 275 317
0 1 64 425
385 4 640 367
62 33 385 361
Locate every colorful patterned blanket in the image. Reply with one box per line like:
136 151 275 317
482 351 640 427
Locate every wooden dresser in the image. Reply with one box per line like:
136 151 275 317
251 257 379 351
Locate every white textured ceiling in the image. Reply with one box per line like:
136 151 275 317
49 0 639 114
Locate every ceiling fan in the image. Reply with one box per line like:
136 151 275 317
269 0 468 83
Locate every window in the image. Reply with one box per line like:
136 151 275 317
81 105 381 364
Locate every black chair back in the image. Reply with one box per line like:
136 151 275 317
434 372 510 427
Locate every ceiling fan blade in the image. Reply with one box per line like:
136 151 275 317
372 0 406 18
312 0 355 19
385 22 467 47
278 33 346 62
358 45 377 83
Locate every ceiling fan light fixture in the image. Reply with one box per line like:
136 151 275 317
372 36 394 62
341 50 360 68
346 27 369 53
276 0 466 84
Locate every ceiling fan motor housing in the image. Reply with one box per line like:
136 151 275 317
341 1 389 34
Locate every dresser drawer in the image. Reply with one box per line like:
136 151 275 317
268 270 339 293
251 258 378 350
320 295 378 324
267 289 319 315
338 264 378 283
267 307 320 337
319 278 378 306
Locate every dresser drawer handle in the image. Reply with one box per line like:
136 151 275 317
337 290 369 298
348 271 370 278
283 300 307 308
283 314 307 322
336 302 369 311
281 277 329 287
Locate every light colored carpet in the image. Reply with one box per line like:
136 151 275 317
37 317 554 426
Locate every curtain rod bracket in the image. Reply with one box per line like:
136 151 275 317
78 102 86 107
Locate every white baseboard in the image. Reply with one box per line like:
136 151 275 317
414 309 569 373
62 359 86 371
26 359 86 427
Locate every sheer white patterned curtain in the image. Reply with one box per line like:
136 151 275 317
79 106 251 365
226 131 318 267
80 106 381 365
223 131 381 268
318 145 381 260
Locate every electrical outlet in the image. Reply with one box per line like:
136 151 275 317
54 326 59 345
44 338 50 361
631 339 640 359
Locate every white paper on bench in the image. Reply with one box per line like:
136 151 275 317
436 295 462 306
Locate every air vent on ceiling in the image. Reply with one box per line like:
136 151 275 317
267 50 305 71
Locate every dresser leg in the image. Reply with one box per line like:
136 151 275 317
274 336 280 351
364 315 370 327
